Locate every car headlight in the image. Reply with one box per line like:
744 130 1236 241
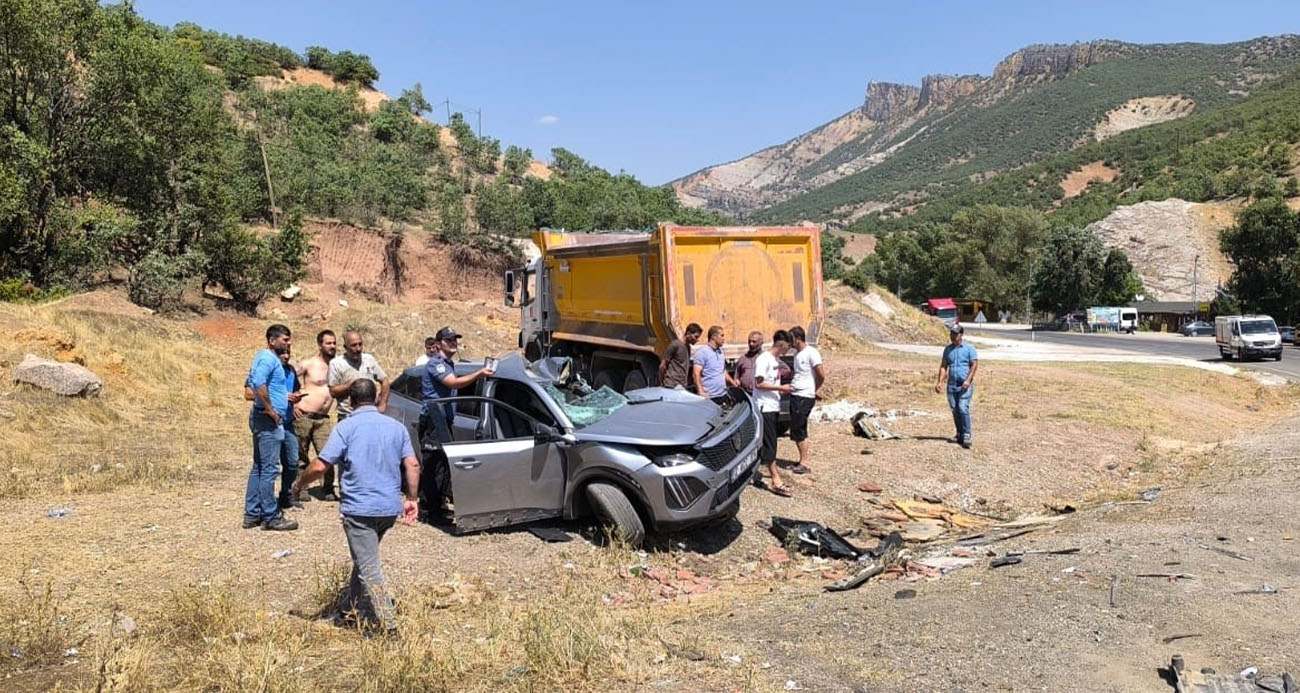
652 452 696 468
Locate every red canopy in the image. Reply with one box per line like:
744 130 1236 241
927 298 957 311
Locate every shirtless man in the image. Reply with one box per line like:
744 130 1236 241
294 329 338 499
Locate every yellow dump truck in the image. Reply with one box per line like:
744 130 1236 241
504 223 825 392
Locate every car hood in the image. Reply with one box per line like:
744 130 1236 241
573 388 723 445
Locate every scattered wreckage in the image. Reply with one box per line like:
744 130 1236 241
385 354 762 546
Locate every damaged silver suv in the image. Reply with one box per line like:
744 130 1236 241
385 355 761 546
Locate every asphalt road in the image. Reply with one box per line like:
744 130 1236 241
964 326 1300 381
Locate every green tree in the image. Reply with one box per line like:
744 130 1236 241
473 180 532 235
1219 196 1300 319
1096 248 1144 306
1032 226 1106 314
502 145 532 185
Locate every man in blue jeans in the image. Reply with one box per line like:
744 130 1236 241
935 324 979 449
243 324 299 531
292 378 420 637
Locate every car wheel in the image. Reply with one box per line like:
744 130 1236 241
1277 353 1284 361
586 482 645 547
622 369 648 392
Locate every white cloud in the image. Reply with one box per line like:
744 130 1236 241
537 115 559 126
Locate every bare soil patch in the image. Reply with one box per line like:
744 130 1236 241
1094 95 1195 141
1060 159 1120 198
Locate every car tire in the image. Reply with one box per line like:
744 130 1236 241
1276 353 1284 361
622 369 648 392
586 482 645 547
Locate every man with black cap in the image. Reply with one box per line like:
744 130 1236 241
417 326 496 515
935 323 979 449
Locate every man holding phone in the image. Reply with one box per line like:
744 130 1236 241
418 326 496 515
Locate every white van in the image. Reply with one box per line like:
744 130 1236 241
1119 308 1138 334
1215 315 1283 361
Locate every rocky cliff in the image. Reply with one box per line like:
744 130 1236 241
675 40 1125 215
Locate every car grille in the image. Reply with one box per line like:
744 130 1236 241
1254 341 1273 347
697 415 757 471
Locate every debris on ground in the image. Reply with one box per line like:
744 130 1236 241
857 482 883 493
526 526 573 543
1164 654 1295 692
768 517 864 559
824 532 905 592
271 549 293 559
861 497 991 543
616 564 718 602
46 507 71 518
1200 543 1253 562
851 411 907 440
1139 487 1161 501
989 556 1022 568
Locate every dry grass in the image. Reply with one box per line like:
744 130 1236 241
0 560 766 692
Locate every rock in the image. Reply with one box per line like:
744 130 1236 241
857 482 883 493
762 547 791 566
114 614 136 635
280 285 302 301
338 299 349 308
14 354 103 397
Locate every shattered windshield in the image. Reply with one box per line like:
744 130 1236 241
1241 320 1276 335
543 382 628 428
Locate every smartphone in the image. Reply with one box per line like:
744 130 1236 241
484 356 498 372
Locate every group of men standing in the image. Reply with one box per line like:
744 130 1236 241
658 323 826 498
243 323 413 637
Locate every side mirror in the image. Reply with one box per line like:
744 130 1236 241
535 424 576 446
503 270 516 307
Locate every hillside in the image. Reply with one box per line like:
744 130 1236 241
674 36 1300 223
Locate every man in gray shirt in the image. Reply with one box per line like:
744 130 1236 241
324 330 389 500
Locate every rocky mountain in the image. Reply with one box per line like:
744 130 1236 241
674 36 1300 223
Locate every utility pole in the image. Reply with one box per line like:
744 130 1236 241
252 108 278 229
472 108 482 138
440 97 451 124
1192 254 1200 309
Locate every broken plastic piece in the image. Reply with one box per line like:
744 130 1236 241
769 516 864 559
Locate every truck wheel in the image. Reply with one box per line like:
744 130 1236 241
592 369 623 393
622 369 648 392
586 482 645 547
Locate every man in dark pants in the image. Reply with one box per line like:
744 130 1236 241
417 326 494 517
243 324 299 531
292 379 420 637
659 323 701 389
753 330 794 496
787 325 825 475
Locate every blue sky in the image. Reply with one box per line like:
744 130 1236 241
133 1 1299 185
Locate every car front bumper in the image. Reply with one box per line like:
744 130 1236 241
641 418 762 532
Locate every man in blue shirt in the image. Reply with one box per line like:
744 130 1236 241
935 324 980 449
418 325 494 515
691 325 738 405
245 350 305 511
243 324 299 531
292 379 419 637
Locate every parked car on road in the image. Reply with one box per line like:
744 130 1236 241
1179 320 1214 337
384 355 760 546
1279 325 1295 343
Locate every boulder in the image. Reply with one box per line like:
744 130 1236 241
280 285 302 301
13 354 103 397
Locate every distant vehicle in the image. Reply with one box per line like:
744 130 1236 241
923 298 959 326
1279 325 1295 343
1179 320 1213 337
385 355 760 546
1086 306 1139 333
1215 315 1283 361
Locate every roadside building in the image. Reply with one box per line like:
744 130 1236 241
1128 300 1201 333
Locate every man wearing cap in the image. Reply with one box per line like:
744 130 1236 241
417 326 496 515
935 324 979 449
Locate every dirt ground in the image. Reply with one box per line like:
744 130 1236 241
0 290 1296 691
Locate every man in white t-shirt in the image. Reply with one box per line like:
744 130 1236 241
787 325 825 475
753 329 794 496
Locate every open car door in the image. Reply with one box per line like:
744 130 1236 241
430 394 568 532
